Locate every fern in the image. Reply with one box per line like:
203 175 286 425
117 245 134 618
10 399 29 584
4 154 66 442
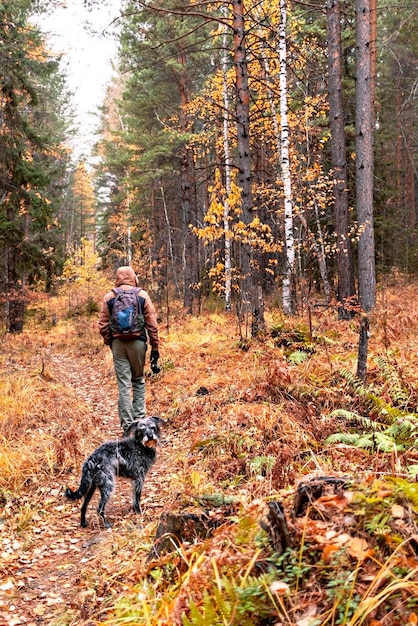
183 594 222 626
248 455 276 477
374 356 410 408
329 409 384 431
182 571 279 625
407 464 418 478
390 478 418 509
326 412 416 453
338 368 404 420
326 433 369 447
339 369 369 396
386 415 418 441
288 350 308 365
374 432 404 452
366 393 407 423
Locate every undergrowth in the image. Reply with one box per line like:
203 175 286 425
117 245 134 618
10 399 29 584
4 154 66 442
1 283 418 625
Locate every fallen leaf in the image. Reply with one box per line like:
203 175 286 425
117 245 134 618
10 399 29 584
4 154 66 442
391 504 405 519
297 606 319 626
0 580 14 591
331 533 351 547
270 581 290 595
347 537 371 561
32 604 47 616
316 493 351 510
322 544 340 562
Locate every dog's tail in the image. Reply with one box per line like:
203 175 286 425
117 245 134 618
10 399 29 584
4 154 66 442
65 470 92 500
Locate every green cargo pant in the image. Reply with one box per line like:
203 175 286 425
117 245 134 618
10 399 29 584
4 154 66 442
111 338 147 433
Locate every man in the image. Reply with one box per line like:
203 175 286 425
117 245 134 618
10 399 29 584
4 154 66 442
98 266 160 434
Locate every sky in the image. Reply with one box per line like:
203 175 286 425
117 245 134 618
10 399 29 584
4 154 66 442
39 0 121 161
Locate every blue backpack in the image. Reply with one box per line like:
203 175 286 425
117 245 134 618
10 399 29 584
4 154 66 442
109 287 145 340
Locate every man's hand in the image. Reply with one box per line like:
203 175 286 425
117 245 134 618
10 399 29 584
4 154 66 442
150 349 160 374
150 349 160 362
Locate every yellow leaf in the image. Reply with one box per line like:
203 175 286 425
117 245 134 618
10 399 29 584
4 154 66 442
33 604 47 616
191 470 201 490
347 536 371 561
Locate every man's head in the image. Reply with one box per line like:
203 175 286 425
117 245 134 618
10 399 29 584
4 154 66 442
115 266 138 287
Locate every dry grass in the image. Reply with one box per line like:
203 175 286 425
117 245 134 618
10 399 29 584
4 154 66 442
0 337 98 495
2 281 418 625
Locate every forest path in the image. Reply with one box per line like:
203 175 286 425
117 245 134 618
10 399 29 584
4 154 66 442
0 345 176 626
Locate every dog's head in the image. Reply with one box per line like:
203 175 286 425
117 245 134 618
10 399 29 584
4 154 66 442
127 416 164 448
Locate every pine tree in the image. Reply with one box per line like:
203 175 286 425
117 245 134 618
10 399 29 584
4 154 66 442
0 0 70 330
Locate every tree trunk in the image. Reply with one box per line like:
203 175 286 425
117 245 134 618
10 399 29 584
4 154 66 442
232 0 265 336
356 315 369 380
326 0 357 319
356 0 376 313
6 239 24 334
279 0 295 315
222 25 232 313
178 44 199 314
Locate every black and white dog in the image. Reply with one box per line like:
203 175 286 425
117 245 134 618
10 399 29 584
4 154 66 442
65 416 164 527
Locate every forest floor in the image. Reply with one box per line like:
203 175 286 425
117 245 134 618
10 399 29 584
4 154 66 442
0 320 186 625
1 285 418 625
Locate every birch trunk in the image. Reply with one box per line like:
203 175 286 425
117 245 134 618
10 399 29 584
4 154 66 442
222 26 232 313
279 0 295 315
258 23 330 304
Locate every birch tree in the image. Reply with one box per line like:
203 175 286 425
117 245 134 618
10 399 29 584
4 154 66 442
221 24 232 313
279 0 295 315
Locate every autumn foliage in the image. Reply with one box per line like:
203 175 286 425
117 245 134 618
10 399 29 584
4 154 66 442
1 280 418 624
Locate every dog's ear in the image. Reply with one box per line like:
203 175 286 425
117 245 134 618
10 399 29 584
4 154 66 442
150 415 166 425
124 420 140 436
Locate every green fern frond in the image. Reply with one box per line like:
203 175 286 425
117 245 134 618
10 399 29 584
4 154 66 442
325 432 373 448
386 415 418 439
407 465 418 479
214 583 235 622
366 394 406 422
329 409 384 431
374 432 404 452
390 477 418 509
356 435 377 449
374 356 410 407
248 455 276 476
288 350 308 365
340 369 366 393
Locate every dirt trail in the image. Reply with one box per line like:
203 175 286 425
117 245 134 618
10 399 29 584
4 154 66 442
0 347 174 626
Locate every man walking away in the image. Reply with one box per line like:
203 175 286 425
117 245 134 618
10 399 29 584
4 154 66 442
98 266 160 434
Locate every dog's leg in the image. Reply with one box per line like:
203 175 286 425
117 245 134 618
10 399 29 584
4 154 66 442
80 483 96 527
97 484 113 528
133 479 143 514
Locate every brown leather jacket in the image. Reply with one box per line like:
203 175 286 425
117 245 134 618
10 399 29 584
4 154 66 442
98 266 159 349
